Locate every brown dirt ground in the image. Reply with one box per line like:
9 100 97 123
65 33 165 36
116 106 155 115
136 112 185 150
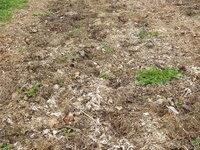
0 0 200 149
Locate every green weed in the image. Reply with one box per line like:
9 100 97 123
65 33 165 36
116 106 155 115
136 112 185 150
17 83 41 98
99 72 111 80
56 79 65 87
25 83 40 97
60 126 75 137
101 43 114 54
136 67 182 85
138 29 159 40
0 143 10 150
192 137 200 149
0 0 27 21
175 100 184 108
68 26 84 38
17 48 26 53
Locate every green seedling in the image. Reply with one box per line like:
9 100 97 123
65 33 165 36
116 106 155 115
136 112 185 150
101 43 114 54
192 137 200 149
175 100 184 108
61 126 75 137
138 29 159 40
99 72 111 80
68 26 84 38
17 83 41 98
25 83 41 97
136 67 182 85
0 143 10 150
17 48 26 53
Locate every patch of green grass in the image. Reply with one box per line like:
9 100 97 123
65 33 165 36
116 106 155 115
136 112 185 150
175 100 184 108
136 67 182 85
60 126 76 137
138 29 159 40
17 48 26 53
101 43 114 54
0 143 10 150
67 25 85 38
99 72 111 80
192 137 200 149
24 83 41 97
0 0 27 21
17 83 41 98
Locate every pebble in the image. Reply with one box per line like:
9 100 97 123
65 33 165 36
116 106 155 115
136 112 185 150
115 106 123 111
63 112 75 125
43 129 50 135
53 84 60 90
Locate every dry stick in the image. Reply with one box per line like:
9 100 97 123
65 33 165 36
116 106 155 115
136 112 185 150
69 103 96 122
80 109 96 122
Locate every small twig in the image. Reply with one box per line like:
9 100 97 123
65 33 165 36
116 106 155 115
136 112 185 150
69 103 96 122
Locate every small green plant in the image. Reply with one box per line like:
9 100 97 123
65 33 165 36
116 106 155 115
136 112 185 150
192 137 200 149
138 29 159 40
25 83 41 97
175 100 184 108
136 67 182 85
17 48 26 53
0 143 10 150
60 126 75 137
17 83 41 98
68 26 84 38
56 79 65 87
0 0 27 21
99 72 111 80
101 43 114 54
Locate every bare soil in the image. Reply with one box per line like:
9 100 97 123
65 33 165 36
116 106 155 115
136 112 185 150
0 0 200 149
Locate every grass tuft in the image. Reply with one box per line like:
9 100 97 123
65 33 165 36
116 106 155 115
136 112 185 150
138 29 159 40
192 137 200 149
17 83 41 98
0 143 10 150
101 43 114 54
136 67 182 85
24 83 41 98
60 126 76 137
0 0 27 21
99 72 110 80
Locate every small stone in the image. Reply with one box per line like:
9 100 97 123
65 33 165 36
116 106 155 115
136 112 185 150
48 118 59 128
24 37 31 45
57 69 65 75
47 97 57 107
43 129 50 135
75 72 80 78
6 117 13 125
63 112 75 125
52 130 58 135
145 41 155 49
143 112 149 116
51 112 62 117
53 84 59 90
12 92 19 100
30 28 38 33
115 106 123 111
179 65 187 72
79 50 85 57
155 98 165 105
183 104 191 112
